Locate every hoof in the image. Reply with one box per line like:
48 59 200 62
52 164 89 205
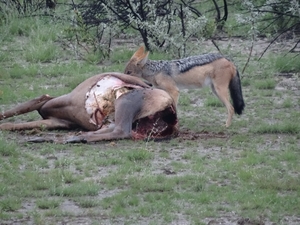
27 137 54 143
65 136 87 144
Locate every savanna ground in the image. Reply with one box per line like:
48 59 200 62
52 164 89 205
0 15 300 225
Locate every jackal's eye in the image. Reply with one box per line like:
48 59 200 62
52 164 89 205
125 70 132 75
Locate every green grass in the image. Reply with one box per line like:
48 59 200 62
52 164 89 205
0 197 22 212
274 54 300 73
252 122 300 134
124 148 154 162
7 18 35 37
0 10 300 225
253 78 277 90
49 182 100 197
7 64 39 79
24 40 60 63
204 96 224 107
281 97 293 108
110 47 138 63
75 198 100 208
36 199 61 210
0 135 18 157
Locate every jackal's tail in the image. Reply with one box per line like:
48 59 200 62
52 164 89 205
229 70 245 115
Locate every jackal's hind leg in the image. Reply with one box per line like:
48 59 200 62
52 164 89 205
212 86 234 127
0 118 75 131
0 95 54 120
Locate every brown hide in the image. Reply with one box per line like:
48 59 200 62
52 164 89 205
0 73 178 143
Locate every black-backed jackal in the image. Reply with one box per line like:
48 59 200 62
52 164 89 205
124 46 245 127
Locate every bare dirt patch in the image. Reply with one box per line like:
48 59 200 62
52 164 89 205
178 128 228 140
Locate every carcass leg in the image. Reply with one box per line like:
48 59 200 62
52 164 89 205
0 95 54 120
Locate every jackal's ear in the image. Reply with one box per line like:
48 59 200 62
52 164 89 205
131 45 146 60
137 51 149 67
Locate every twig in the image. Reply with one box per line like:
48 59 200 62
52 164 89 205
289 39 300 53
211 39 222 54
242 38 254 75
259 23 298 60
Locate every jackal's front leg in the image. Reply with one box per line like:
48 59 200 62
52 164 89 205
154 73 179 106
0 95 54 120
